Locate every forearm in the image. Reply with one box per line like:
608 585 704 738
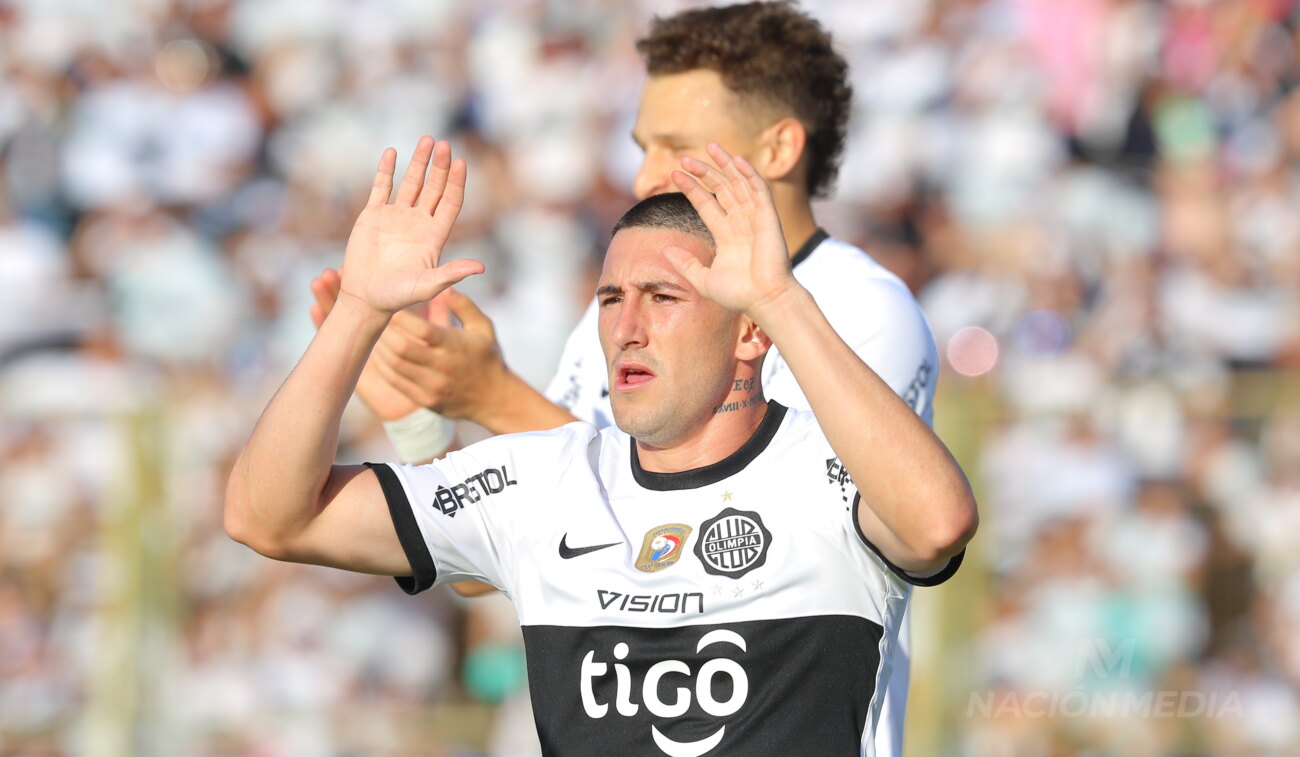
226 295 391 552
751 285 976 564
472 370 580 435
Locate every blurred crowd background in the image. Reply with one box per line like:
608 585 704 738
1 0 1298 755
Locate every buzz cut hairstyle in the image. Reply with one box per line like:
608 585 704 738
611 192 715 247
636 0 852 199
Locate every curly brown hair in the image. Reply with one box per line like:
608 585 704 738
636 1 852 199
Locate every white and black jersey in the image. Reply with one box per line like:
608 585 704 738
542 230 939 757
369 402 962 757
545 230 939 430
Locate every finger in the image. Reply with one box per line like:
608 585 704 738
391 308 447 346
395 136 435 207
734 154 774 205
662 245 711 295
416 140 453 215
680 155 739 211
443 289 494 335
309 303 325 329
377 335 436 385
410 258 486 311
428 157 467 240
426 290 454 329
671 169 728 230
310 272 340 318
367 148 397 206
374 357 438 409
379 346 442 392
714 143 757 208
322 267 342 294
377 326 436 364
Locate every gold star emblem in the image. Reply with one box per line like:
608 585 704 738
722 491 733 501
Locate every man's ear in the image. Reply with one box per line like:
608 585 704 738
754 117 807 185
735 316 772 361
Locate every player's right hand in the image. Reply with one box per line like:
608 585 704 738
337 138 484 317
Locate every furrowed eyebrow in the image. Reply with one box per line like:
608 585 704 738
595 280 688 298
641 280 688 294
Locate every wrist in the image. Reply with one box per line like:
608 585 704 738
330 288 396 332
473 368 540 434
747 281 812 331
383 407 456 463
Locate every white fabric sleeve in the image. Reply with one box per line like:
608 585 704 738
787 407 964 588
367 423 597 595
543 298 613 427
763 277 939 428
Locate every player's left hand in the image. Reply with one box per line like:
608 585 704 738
370 287 512 421
666 142 798 316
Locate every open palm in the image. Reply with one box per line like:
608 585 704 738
666 143 796 315
339 138 484 316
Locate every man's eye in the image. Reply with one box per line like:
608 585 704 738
600 295 622 306
653 293 677 303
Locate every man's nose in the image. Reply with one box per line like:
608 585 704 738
632 153 673 200
611 297 647 349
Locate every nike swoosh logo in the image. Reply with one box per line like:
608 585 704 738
559 533 621 559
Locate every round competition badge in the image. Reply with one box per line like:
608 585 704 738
636 523 693 573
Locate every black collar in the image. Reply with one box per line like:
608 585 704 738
790 228 829 269
630 401 788 491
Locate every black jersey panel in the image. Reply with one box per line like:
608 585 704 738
523 614 883 756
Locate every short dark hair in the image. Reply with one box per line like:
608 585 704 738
611 192 715 247
637 1 851 199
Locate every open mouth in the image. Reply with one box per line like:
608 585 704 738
615 364 656 391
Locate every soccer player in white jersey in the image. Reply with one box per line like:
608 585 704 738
310 9 939 750
227 137 976 756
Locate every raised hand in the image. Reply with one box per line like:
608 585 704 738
338 137 484 316
666 142 798 316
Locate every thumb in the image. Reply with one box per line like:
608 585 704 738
444 288 494 335
409 259 486 305
663 245 710 293
426 289 454 329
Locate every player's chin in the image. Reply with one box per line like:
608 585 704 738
610 402 663 441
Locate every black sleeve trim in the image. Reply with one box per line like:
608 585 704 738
365 462 438 595
851 492 964 587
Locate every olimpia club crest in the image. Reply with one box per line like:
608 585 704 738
636 523 693 573
694 508 772 579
